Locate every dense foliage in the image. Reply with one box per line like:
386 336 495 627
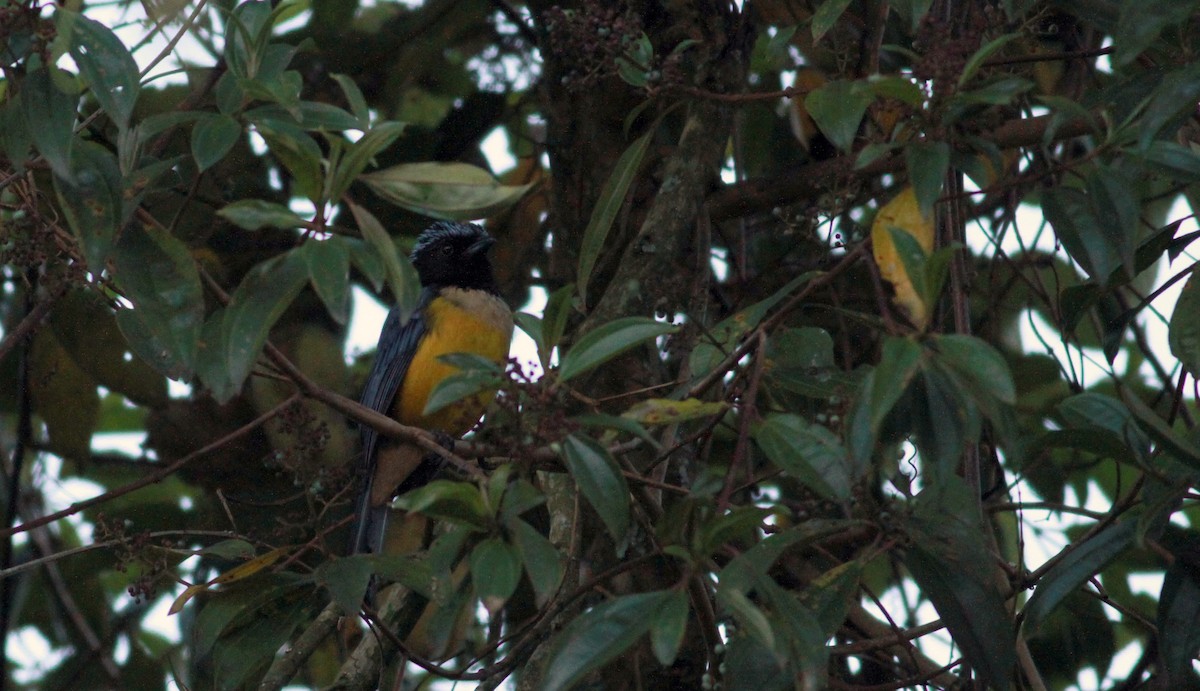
1 0 1200 688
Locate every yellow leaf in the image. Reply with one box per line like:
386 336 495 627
623 398 729 426
169 546 290 615
871 186 934 327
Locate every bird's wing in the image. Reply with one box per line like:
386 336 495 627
351 288 433 555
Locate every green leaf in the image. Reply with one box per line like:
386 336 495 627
510 518 563 605
904 140 950 216
1120 388 1200 470
1169 271 1200 379
908 480 1014 689
53 141 123 271
539 283 576 368
1157 563 1200 683
1139 141 1200 182
192 578 301 659
695 506 772 559
58 11 141 129
192 114 243 173
1114 2 1197 67
1042 185 1119 283
906 543 1014 688
0 97 31 172
811 0 854 43
243 102 360 132
720 520 865 594
218 250 309 399
313 555 372 615
755 414 850 501
1086 165 1139 279
328 120 405 201
958 33 1020 87
360 161 532 221
198 539 257 561
869 336 922 432
1057 392 1150 463
422 368 502 416
255 118 324 202
1138 63 1200 149
560 434 630 544
649 589 690 666
804 80 873 153
868 74 924 106
217 199 307 230
578 131 652 306
557 317 677 382
689 272 819 380
347 200 420 322
395 479 491 531
302 238 350 323
210 590 314 690
22 65 77 180
112 223 205 379
539 590 673 691
1022 521 1136 634
332 73 370 126
932 334 1016 405
470 538 522 609
368 554 435 598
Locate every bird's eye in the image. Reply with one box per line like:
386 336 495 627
441 244 454 256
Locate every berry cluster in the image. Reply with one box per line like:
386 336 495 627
542 3 643 90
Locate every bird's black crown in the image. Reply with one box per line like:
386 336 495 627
410 221 498 292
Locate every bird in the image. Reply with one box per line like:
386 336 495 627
352 221 513 557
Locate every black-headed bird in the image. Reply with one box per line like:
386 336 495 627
352 221 513 556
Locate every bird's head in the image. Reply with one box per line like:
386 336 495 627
410 221 498 292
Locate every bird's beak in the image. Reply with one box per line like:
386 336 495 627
467 236 496 256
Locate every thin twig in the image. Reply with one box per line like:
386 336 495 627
0 394 300 540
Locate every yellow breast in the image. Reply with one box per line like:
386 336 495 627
393 291 512 434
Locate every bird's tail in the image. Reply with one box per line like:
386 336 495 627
351 474 389 556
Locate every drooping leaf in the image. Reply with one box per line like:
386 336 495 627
347 200 420 322
313 554 373 615
904 141 950 216
872 186 935 326
649 589 690 666
804 79 873 153
58 11 141 129
301 237 350 323
22 65 77 180
470 537 522 612
811 0 854 43
216 250 309 399
907 480 1015 689
112 223 205 380
509 518 564 606
1157 562 1200 684
53 142 124 272
559 434 630 544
